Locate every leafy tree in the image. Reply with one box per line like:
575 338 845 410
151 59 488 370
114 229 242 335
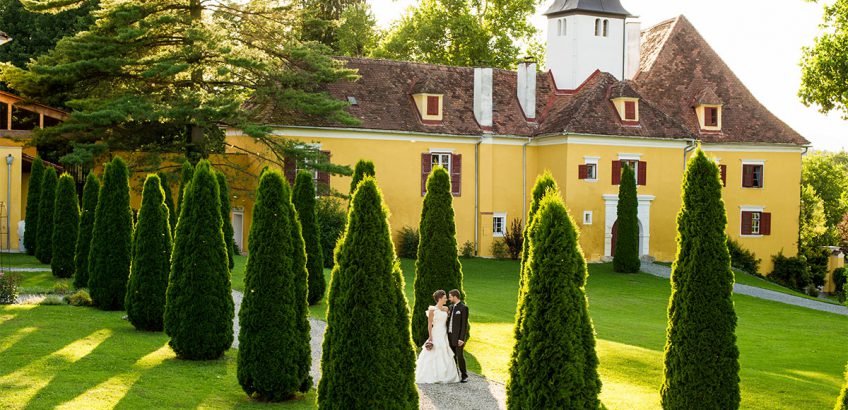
23 156 44 255
299 0 361 49
51 173 79 278
661 150 740 409
506 191 600 409
158 172 177 235
316 196 346 268
35 167 57 264
318 177 417 409
164 160 233 360
125 175 172 331
800 184 829 252
411 166 465 346
335 2 379 57
613 163 640 273
292 170 325 305
375 0 543 69
177 162 193 217
87 157 133 310
238 170 311 400
0 0 96 69
74 172 99 289
349 159 375 195
801 0 848 118
216 171 236 270
801 151 848 228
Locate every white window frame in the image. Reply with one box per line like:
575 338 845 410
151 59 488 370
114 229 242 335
740 206 765 238
493 213 506 237
584 156 599 182
431 152 451 171
742 160 765 189
583 211 593 225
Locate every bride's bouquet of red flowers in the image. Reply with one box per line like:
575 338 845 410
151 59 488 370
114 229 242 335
424 340 433 351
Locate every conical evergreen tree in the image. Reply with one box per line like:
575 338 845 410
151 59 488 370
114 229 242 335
348 159 375 195
87 156 133 310
125 175 172 331
411 166 465 346
74 172 99 289
51 174 79 278
661 149 740 409
158 172 177 235
836 366 848 409
318 177 417 409
216 170 236 269
238 170 312 400
506 191 601 409
35 167 57 264
292 170 325 305
164 160 234 360
177 161 193 216
24 156 44 255
613 163 640 273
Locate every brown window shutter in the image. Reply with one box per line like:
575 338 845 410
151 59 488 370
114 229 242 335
624 101 636 120
761 212 771 235
578 164 588 179
317 150 331 196
421 153 432 196
426 96 440 116
741 211 753 235
284 156 297 185
450 153 462 196
719 164 727 187
637 161 647 185
742 165 754 187
611 160 621 185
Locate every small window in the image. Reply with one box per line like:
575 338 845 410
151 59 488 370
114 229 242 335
624 101 636 121
557 19 562 36
583 211 593 225
742 164 764 188
704 106 719 127
622 159 639 182
426 96 440 116
603 19 609 37
347 96 358 106
595 19 601 36
586 163 597 180
431 152 451 171
561 19 567 36
493 214 506 237
751 212 761 235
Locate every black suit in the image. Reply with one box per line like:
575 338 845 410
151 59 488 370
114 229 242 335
447 301 469 379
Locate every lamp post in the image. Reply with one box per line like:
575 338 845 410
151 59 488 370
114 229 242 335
6 154 12 252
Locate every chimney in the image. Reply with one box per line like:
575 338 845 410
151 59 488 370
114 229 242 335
517 60 536 120
474 67 493 129
624 21 641 79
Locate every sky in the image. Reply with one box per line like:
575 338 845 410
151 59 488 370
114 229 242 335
370 0 847 152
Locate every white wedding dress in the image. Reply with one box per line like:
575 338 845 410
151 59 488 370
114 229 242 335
415 306 461 384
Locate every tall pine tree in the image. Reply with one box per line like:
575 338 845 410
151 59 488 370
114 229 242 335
216 170 236 269
348 159 375 196
158 172 177 235
74 172 99 289
318 177 417 409
23 156 44 255
613 163 640 273
35 167 57 264
238 170 312 400
661 149 740 409
51 174 79 278
292 170 325 305
411 166 465 346
177 162 193 217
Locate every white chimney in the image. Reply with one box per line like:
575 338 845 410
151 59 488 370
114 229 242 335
625 21 641 80
474 68 493 128
517 61 536 120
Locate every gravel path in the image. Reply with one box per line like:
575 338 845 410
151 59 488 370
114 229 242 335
640 262 848 316
4 267 51 272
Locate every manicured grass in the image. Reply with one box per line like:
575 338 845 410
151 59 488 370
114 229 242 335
0 253 49 268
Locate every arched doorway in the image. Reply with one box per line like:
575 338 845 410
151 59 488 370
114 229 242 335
610 219 643 257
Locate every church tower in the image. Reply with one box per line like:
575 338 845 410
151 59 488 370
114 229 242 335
544 0 633 90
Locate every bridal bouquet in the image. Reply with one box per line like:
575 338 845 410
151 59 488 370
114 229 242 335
424 340 433 350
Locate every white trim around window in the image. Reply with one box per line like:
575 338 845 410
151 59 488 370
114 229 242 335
429 148 455 153
584 156 599 182
583 211 593 225
741 159 765 165
493 213 507 238
618 153 642 161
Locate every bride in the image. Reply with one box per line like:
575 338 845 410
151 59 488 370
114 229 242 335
415 290 461 384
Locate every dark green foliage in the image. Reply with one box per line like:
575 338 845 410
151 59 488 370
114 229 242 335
834 267 847 294
396 226 419 259
412 167 465 346
292 171 325 305
316 197 346 269
164 161 233 360
35 167 57 264
238 170 311 400
158 172 177 235
661 150 740 410
805 247 829 288
506 192 600 409
74 173 99 289
51 174 79 278
24 157 44 255
769 252 812 292
87 157 133 310
727 239 760 276
318 177 417 409
125 175 172 331
0 0 96 69
349 159 375 195
502 218 523 260
216 171 236 270
177 162 193 217
613 163 640 273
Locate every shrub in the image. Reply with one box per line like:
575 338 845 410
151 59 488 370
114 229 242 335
502 218 523 260
316 197 346 269
770 252 811 292
164 160 234 360
490 239 509 259
52 280 71 295
460 241 474 258
348 159 375 196
805 247 829 288
51 174 80 278
158 172 177 235
177 161 193 217
318 177 418 409
836 365 848 409
24 157 44 255
661 150 739 410
833 267 847 294
125 175 172 331
74 173 100 289
216 171 236 270
87 156 133 311
727 238 760 276
292 171 325 305
506 191 600 409
66 289 93 307
35 167 57 264
396 226 419 259
805 284 820 297
0 272 20 304
412 166 465 346
613 163 640 273
40 295 66 305
238 170 312 400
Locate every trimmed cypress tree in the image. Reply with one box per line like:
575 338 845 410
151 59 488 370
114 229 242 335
660 149 740 409
35 167 57 264
74 173 100 289
318 177 417 409
238 170 312 400
292 170 325 305
125 175 172 331
177 161 193 216
411 166 465 346
613 163 640 273
158 172 177 235
51 174 80 278
164 160 234 360
216 170 236 269
24 157 44 255
87 157 133 310
836 366 848 409
506 191 600 409
348 159 375 195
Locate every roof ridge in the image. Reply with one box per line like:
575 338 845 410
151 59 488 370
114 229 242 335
636 15 682 77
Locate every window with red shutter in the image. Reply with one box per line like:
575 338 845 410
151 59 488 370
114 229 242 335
624 101 636 120
284 156 297 185
760 212 771 235
611 161 622 185
578 164 588 179
742 165 754 188
421 153 432 196
316 150 331 196
741 211 753 235
637 161 647 185
704 107 718 127
426 96 440 116
719 164 727 187
450 153 462 196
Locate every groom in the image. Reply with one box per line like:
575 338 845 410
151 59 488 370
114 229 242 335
447 289 469 383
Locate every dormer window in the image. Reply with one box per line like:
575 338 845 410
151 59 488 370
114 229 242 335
611 97 639 124
696 104 722 131
413 93 443 124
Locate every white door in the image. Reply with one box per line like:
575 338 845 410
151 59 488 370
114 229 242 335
232 211 244 254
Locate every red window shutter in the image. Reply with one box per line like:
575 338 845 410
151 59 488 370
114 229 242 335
703 108 712 127
317 150 331 196
284 156 297 185
421 153 432 196
742 165 753 187
624 101 636 120
426 96 440 116
637 161 647 185
578 164 588 179
761 212 771 235
450 154 462 196
611 161 621 185
719 164 727 187
741 211 753 235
